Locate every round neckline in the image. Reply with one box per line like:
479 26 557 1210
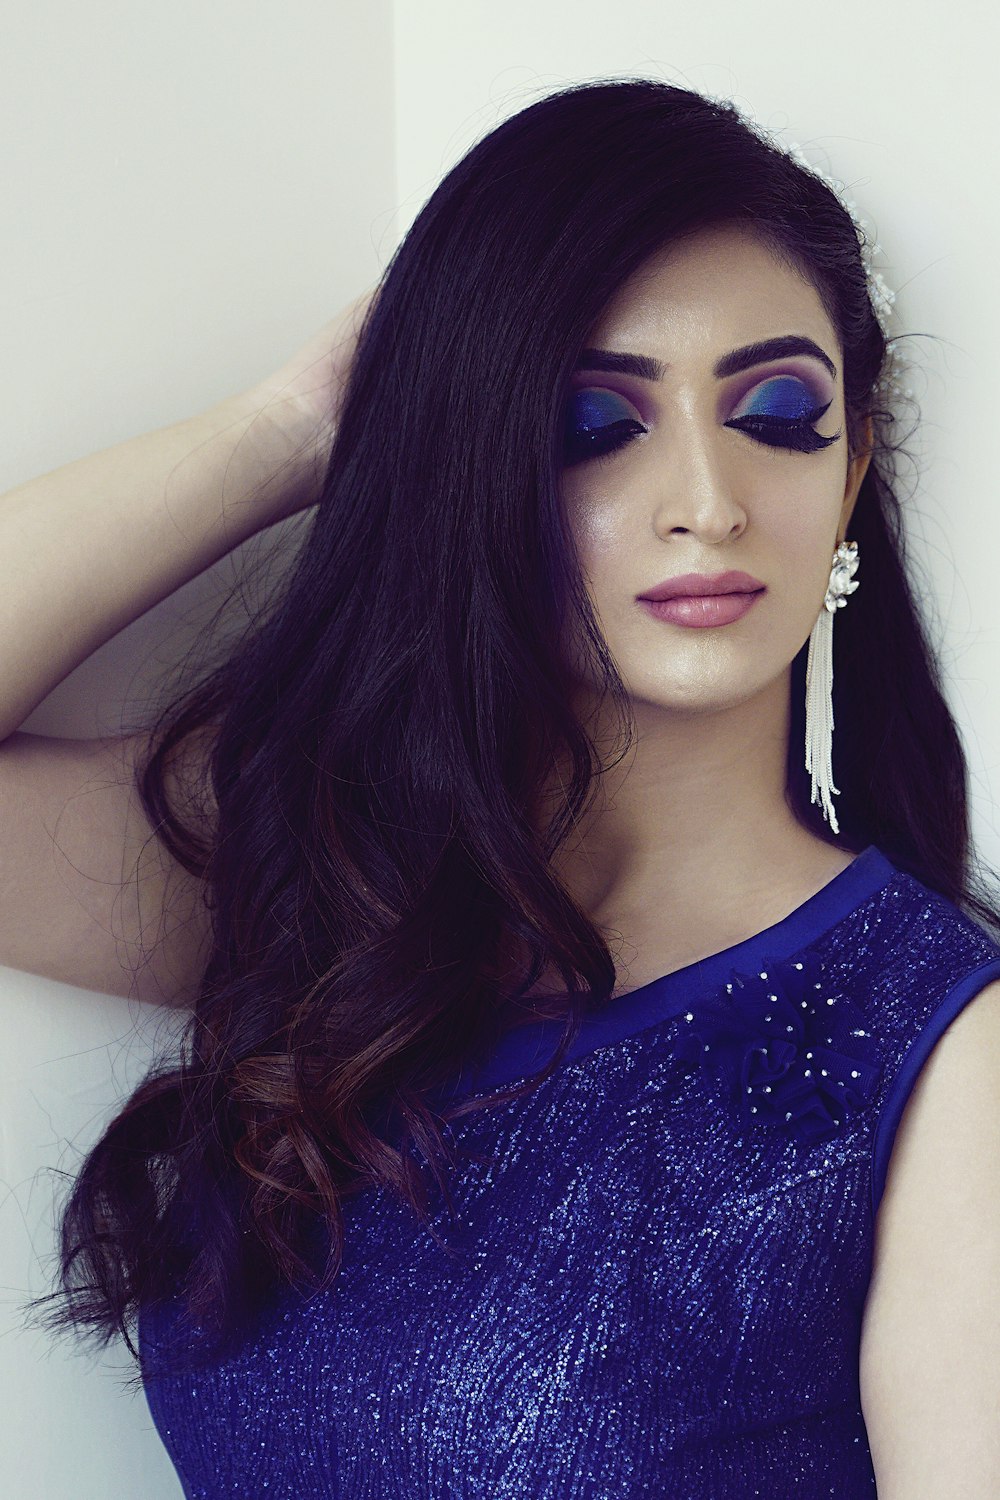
431 843 896 1106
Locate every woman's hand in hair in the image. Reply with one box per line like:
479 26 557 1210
245 283 381 469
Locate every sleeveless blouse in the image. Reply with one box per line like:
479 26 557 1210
138 845 1000 1497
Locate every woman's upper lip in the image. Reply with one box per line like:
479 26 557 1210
638 570 766 601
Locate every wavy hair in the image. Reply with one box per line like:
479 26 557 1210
27 76 999 1388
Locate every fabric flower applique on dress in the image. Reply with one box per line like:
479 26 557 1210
673 950 884 1147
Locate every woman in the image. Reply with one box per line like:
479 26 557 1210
11 77 1000 1496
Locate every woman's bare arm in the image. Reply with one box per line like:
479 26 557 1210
0 395 315 1003
0 728 214 1006
0 390 324 745
0 290 375 1000
0 284 376 745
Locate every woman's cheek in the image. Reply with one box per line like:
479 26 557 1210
567 494 634 583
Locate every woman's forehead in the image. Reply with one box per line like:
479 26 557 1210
585 231 835 367
608 228 821 311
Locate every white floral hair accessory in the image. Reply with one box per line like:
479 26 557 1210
705 95 909 402
780 136 906 400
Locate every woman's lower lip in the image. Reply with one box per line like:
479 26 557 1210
639 589 765 627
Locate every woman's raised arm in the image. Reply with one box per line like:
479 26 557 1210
0 284 376 744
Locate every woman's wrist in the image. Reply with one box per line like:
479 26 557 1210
230 287 377 519
217 381 334 524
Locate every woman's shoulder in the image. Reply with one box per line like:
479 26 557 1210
834 849 1000 1215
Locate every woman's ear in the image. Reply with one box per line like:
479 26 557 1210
841 414 874 536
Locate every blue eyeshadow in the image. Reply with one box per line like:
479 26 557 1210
568 389 635 431
736 375 816 420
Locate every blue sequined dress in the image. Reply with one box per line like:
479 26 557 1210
138 845 1000 1497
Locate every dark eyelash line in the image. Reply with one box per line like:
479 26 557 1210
725 411 840 454
564 409 840 467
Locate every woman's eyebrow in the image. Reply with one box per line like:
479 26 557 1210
574 334 837 382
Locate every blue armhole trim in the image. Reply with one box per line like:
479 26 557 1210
870 955 1000 1220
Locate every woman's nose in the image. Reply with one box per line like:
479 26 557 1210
651 413 747 541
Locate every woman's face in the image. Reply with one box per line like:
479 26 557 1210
559 223 872 716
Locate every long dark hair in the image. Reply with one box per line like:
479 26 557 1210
28 76 999 1388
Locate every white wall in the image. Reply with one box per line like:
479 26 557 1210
3 2 997 1495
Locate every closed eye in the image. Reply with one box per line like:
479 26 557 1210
724 374 840 454
561 374 841 467
561 387 648 467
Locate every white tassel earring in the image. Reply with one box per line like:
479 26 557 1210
805 540 860 836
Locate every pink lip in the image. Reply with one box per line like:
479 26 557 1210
638 570 765 601
639 591 763 628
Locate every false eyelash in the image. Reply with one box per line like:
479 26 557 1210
724 413 841 454
563 412 840 467
565 419 647 466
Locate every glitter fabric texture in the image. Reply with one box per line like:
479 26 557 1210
139 846 1000 1497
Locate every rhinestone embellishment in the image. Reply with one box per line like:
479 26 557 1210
674 949 883 1147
